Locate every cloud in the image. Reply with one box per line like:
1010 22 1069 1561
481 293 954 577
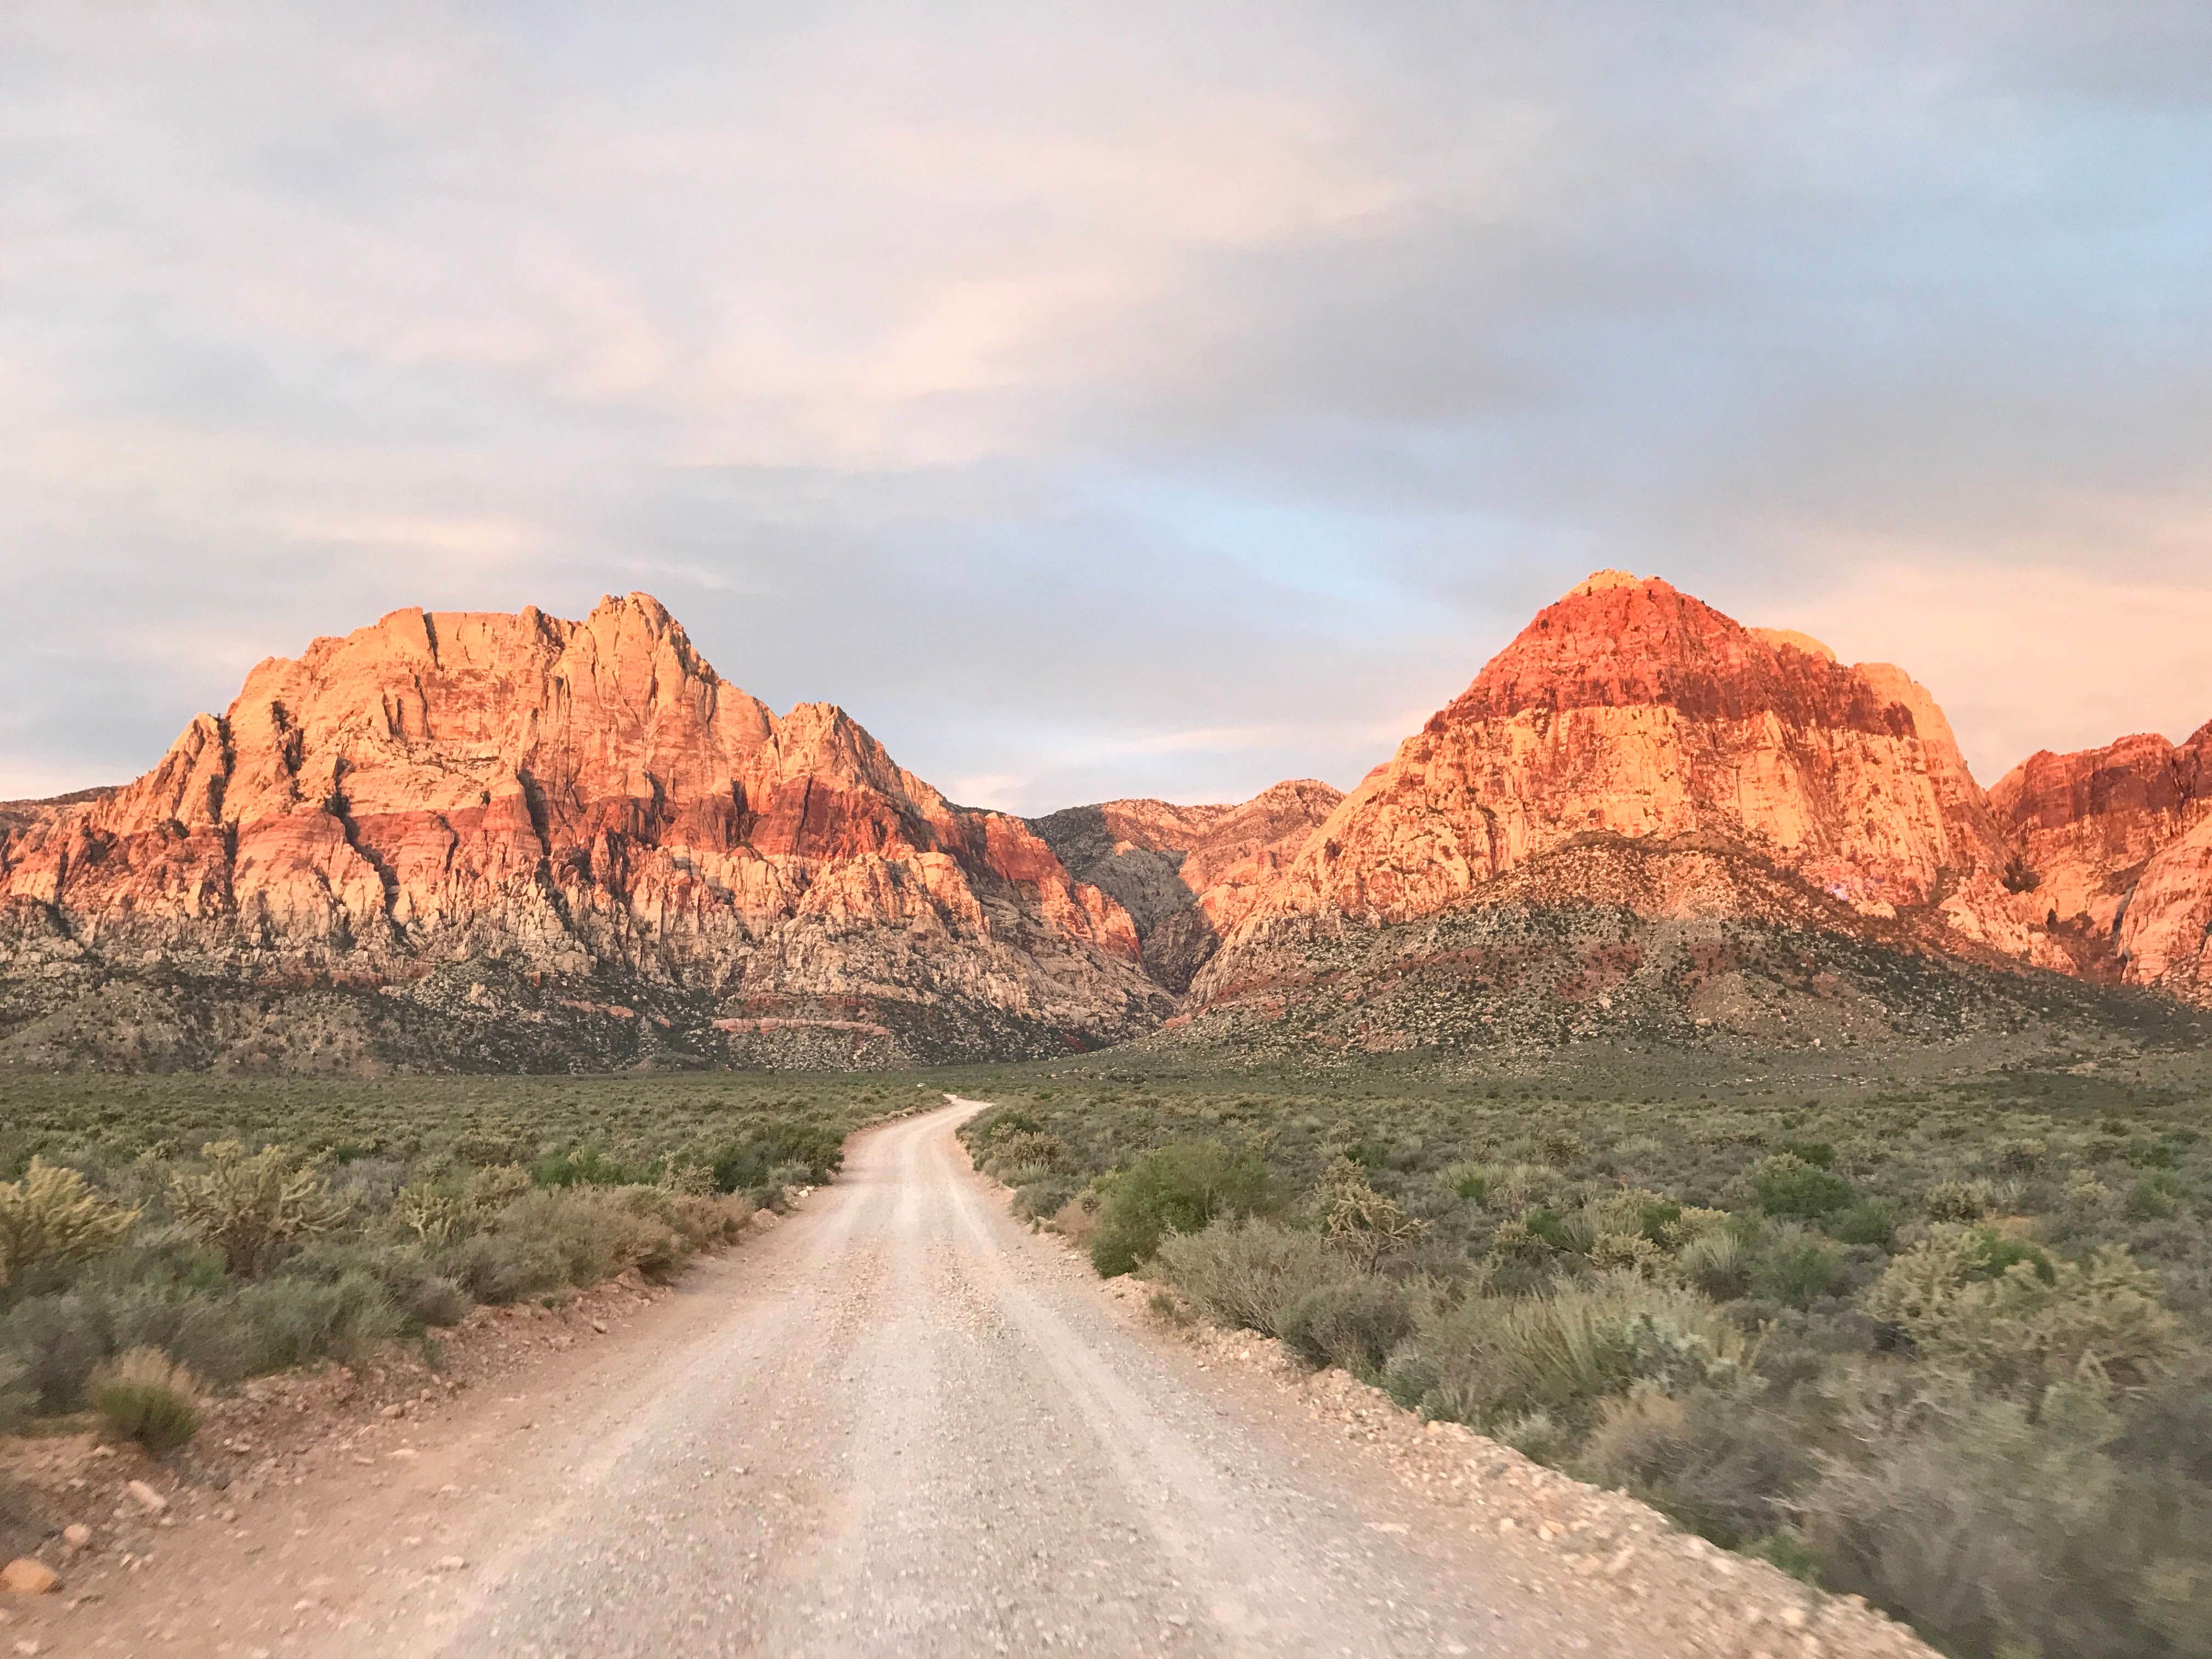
1 3 2208 812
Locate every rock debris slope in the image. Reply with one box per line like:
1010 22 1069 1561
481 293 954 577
0 595 1165 1066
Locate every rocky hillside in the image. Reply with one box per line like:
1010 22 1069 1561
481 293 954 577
1183 571 2097 1047
1028 781 1340 990
1992 721 2212 1002
0 595 1167 1069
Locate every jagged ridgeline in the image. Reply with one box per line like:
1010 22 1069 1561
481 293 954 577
2 575 2208 1071
0 596 1169 1069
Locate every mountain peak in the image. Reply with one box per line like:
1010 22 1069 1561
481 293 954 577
1565 568 1646 599
0 594 1164 1066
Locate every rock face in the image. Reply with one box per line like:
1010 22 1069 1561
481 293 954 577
1028 781 1341 990
1191 571 2073 1029
0 595 1165 1065
1991 724 2212 1001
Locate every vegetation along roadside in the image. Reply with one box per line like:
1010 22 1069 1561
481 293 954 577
961 1046 2212 1659
0 1071 923 1548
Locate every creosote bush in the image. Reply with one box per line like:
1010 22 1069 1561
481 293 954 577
1088 1139 1279 1277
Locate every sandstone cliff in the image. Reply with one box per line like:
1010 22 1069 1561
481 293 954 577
0 595 1166 1066
1189 571 2072 1032
1991 723 2212 1002
1028 780 1341 989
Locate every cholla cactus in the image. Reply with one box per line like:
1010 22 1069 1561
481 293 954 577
1316 1155 1428 1271
170 1141 348 1276
392 1183 474 1246
657 1155 718 1198
0 1158 139 1285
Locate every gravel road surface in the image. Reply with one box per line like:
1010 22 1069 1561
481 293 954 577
36 1099 1890 1658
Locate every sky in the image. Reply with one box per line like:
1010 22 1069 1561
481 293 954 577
3 3 2209 814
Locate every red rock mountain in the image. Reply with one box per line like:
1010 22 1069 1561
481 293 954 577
1027 780 1342 990
0 595 1164 1063
1191 571 2080 1024
1991 723 2212 1002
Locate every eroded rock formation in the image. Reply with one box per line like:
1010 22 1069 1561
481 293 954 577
0 595 1166 1063
1028 780 1341 989
1192 571 2075 1022
1992 724 2212 1001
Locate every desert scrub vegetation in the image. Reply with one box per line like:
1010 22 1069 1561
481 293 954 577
962 1047 2212 1659
0 1071 901 1448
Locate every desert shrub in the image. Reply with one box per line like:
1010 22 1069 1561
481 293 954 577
1278 1276 1420 1375
448 1186 697 1303
1777 1140 1837 1169
1088 1140 1279 1277
1575 1386 1816 1548
1750 1226 1842 1310
1926 1178 1998 1223
529 1146 650 1189
287 1237 470 1329
171 1142 348 1276
1011 1175 1079 1221
2126 1171 2190 1221
986 1131 1070 1176
1156 1218 1346 1335
1829 1199 1900 1248
87 1346 203 1453
1439 1160 1491 1204
707 1121 845 1194
1753 1153 1856 1219
0 1160 139 1289
230 1272 406 1372
1384 1272 1750 1436
1804 1378 2153 1658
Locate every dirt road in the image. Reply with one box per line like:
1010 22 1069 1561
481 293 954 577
30 1101 1901 1657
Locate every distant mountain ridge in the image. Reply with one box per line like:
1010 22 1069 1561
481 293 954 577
1026 780 1341 990
0 594 1166 1068
2 572 2205 1071
1175 571 2209 1047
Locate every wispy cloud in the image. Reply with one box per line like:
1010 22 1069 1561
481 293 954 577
2 3 2209 808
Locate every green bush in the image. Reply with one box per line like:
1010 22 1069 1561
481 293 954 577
1830 1199 1900 1248
2126 1171 2190 1221
1750 1227 1842 1309
1804 1378 2151 1659
1753 1153 1856 1219
530 1146 651 1189
231 1272 406 1372
87 1346 203 1453
707 1121 845 1194
1088 1140 1279 1277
